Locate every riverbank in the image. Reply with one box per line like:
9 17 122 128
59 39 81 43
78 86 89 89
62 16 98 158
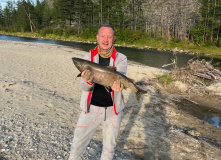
0 41 220 159
1 31 221 58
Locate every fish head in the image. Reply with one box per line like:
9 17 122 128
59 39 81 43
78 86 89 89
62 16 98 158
72 57 86 72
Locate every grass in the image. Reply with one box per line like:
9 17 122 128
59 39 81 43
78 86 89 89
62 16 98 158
1 31 221 57
157 73 173 85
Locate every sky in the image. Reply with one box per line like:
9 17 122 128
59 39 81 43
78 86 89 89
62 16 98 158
0 0 39 9
0 0 19 9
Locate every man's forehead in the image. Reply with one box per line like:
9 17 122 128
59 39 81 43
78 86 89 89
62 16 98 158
98 27 114 34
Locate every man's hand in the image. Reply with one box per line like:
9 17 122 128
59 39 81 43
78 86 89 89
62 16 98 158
81 70 93 84
112 81 123 91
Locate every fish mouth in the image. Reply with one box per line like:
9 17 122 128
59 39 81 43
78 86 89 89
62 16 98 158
72 57 84 71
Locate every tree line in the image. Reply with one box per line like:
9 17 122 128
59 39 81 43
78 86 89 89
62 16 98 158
0 0 220 47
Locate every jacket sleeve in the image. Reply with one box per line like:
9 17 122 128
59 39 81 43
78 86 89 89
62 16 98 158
115 54 127 76
80 53 95 91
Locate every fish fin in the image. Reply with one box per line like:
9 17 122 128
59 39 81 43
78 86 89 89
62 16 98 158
134 86 147 100
106 66 117 71
105 86 112 92
77 73 81 77
128 78 135 83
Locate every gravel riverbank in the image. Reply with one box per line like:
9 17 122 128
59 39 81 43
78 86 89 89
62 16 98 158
0 40 220 160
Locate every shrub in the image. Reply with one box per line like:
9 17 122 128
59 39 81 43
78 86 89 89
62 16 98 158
40 27 53 36
53 28 63 36
80 27 97 39
64 27 74 37
217 38 221 47
157 73 173 85
172 38 181 43
155 36 163 41
116 28 133 42
132 30 145 41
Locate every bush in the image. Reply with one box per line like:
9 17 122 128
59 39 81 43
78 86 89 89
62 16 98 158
155 36 163 41
40 27 53 36
116 28 133 42
80 27 97 39
53 28 63 36
190 25 204 46
157 73 173 85
217 38 221 47
132 30 145 41
64 27 74 37
0 25 4 31
172 38 181 43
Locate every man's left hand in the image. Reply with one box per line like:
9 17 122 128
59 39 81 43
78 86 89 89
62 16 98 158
112 81 124 91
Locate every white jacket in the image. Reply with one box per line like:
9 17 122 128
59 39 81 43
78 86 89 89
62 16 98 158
79 46 127 115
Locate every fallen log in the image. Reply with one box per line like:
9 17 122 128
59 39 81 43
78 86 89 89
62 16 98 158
207 72 217 79
194 73 212 80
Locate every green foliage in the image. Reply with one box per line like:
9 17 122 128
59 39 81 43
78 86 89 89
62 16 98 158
116 29 147 43
53 28 63 36
157 74 173 85
64 27 75 37
0 0 220 52
40 27 53 36
171 38 181 43
190 25 204 46
116 28 133 42
217 38 221 47
155 36 163 41
132 30 145 42
195 0 221 47
79 27 97 39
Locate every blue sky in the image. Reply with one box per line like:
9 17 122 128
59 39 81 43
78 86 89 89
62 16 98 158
0 0 19 9
0 0 7 9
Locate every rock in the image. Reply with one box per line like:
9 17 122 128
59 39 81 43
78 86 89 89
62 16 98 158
172 47 178 52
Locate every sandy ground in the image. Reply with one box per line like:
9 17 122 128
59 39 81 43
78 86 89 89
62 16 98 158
0 40 220 160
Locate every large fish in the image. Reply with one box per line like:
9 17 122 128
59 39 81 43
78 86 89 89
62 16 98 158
72 57 147 100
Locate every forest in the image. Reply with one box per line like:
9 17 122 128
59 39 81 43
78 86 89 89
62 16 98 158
0 0 221 49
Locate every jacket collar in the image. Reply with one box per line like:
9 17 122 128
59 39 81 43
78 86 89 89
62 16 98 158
90 45 117 62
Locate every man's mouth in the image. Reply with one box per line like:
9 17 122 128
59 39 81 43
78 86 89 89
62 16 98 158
102 43 109 46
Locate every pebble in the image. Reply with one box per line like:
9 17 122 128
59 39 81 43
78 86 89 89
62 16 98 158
0 107 135 160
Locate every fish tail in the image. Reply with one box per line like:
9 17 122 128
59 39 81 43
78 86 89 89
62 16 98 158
135 87 147 100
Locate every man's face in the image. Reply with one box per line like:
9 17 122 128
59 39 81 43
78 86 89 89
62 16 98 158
96 27 116 52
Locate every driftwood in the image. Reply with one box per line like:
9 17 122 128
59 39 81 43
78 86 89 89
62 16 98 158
170 59 221 86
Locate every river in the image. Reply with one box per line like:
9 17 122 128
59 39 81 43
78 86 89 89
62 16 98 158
1 34 221 70
0 34 220 127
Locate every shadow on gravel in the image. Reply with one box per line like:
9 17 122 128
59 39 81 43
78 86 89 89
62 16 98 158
0 143 8 160
118 81 172 160
0 156 8 160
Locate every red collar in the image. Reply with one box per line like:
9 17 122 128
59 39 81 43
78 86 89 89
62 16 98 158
90 46 117 62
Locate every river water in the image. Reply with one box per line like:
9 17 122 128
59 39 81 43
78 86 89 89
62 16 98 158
0 34 220 127
1 34 221 70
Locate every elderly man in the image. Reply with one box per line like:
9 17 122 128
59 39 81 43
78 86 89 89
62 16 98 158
69 24 127 160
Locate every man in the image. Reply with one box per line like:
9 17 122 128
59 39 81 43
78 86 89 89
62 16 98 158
69 24 127 160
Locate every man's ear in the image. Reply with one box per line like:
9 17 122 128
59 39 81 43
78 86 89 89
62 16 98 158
114 36 116 41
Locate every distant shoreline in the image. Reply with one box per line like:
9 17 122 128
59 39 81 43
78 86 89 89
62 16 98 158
1 32 221 59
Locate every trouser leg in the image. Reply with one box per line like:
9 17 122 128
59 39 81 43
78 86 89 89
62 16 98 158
69 107 101 160
100 107 123 160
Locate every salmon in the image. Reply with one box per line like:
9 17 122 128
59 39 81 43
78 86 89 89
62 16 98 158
72 57 147 100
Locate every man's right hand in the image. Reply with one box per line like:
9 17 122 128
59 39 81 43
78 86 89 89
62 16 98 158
81 70 93 84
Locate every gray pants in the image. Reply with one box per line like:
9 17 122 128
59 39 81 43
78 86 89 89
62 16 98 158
69 105 123 160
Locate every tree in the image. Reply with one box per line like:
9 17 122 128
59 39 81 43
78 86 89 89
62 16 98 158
4 1 14 32
0 4 4 28
35 0 44 30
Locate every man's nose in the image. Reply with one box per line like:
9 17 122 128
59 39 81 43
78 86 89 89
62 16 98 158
104 36 108 41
